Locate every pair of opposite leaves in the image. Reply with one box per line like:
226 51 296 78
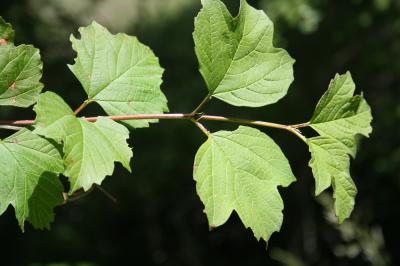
0 0 372 246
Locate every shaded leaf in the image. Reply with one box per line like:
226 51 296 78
0 129 64 230
0 16 14 43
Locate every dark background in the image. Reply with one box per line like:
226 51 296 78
0 0 399 265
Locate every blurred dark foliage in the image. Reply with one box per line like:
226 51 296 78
0 0 399 265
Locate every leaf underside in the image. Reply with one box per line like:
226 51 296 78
194 126 296 244
69 21 168 128
193 0 295 107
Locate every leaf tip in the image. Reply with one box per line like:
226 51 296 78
18 220 26 233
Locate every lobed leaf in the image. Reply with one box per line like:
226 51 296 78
193 0 294 107
69 21 168 128
310 72 373 157
194 126 296 243
0 44 44 107
0 129 64 230
308 72 373 222
308 137 357 223
34 92 133 193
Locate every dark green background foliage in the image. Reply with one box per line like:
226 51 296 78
0 0 399 265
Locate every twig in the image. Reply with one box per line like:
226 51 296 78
94 184 118 203
0 125 23 131
0 113 308 142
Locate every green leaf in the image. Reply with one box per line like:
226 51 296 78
308 137 357 223
34 92 133 193
0 44 44 107
0 16 14 43
69 21 168 128
194 126 296 243
0 129 64 230
193 0 294 107
310 72 373 157
308 72 373 222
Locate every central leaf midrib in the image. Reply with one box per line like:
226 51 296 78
70 119 86 193
13 46 38 84
211 136 281 234
2 143 28 223
209 3 245 93
210 137 237 208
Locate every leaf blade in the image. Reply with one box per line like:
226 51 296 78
308 137 357 223
308 72 372 222
310 72 373 157
34 92 133 194
0 44 44 107
0 129 64 230
0 16 14 43
193 0 294 107
194 126 295 243
69 21 168 128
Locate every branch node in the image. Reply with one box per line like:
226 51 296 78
193 112 204 121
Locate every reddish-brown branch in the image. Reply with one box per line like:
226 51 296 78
0 114 194 126
0 119 35 126
0 113 308 142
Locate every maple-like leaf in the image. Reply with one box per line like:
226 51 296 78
34 92 133 193
193 0 294 107
69 21 168 128
308 72 373 222
194 126 296 243
0 129 64 230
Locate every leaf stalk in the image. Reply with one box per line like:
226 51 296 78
191 93 212 115
74 99 93 115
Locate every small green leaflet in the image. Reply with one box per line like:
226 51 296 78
34 92 133 194
0 129 64 230
0 16 14 43
69 21 168 128
193 0 294 107
0 44 44 107
308 72 372 222
310 72 372 157
308 137 357 223
194 126 296 243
